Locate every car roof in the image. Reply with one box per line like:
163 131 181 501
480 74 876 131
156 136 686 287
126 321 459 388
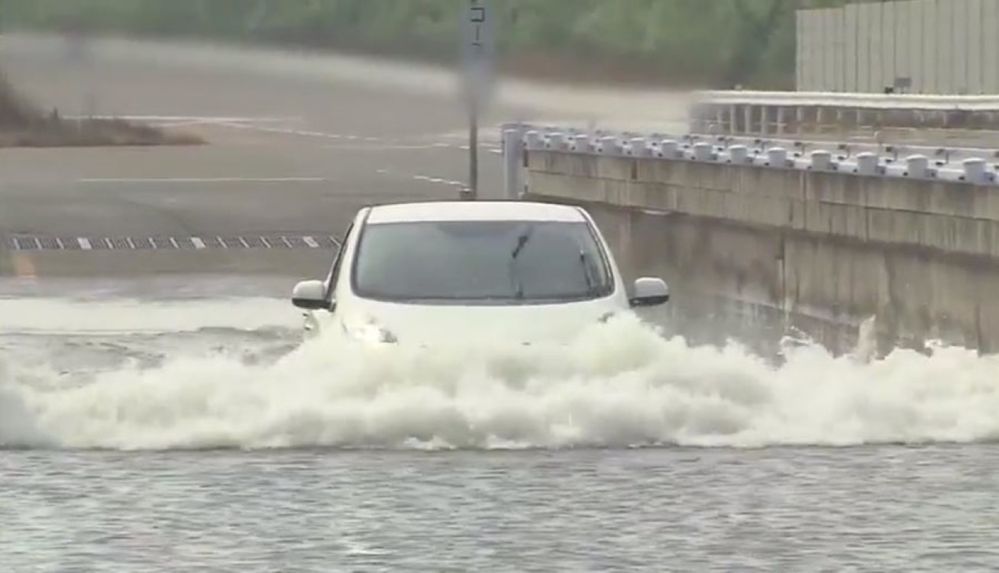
365 201 588 224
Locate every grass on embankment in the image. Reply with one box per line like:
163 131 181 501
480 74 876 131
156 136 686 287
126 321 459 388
0 75 203 148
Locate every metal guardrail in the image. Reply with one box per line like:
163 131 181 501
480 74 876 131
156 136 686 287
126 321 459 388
694 91 999 112
501 123 999 199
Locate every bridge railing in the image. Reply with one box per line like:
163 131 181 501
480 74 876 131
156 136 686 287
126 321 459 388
501 123 999 200
688 91 999 137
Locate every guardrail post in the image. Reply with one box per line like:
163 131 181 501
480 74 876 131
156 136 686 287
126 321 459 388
544 132 565 151
905 155 929 178
856 152 879 175
693 142 714 161
810 150 833 171
728 145 748 164
568 134 590 152
627 137 648 157
523 130 543 150
597 135 620 155
659 140 679 159
962 158 988 184
766 147 788 168
502 125 525 200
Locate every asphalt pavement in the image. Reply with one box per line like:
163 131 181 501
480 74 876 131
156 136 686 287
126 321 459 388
0 34 689 289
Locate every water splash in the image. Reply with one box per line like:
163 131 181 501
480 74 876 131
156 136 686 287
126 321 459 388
2 298 999 451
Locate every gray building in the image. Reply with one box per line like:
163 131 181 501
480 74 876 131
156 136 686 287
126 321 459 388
798 0 999 94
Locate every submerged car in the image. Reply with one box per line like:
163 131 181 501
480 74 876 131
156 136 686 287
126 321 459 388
291 201 669 346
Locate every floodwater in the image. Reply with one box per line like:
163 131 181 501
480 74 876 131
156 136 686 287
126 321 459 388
3 288 999 571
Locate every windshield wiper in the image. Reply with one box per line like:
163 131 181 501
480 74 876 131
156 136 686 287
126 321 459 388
511 227 533 259
579 250 602 296
508 226 535 299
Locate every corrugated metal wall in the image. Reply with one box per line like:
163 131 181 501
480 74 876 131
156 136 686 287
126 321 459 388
797 0 999 94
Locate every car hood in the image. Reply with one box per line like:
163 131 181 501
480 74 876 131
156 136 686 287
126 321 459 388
329 297 629 347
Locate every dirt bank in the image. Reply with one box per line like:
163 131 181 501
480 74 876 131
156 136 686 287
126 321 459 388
0 74 202 147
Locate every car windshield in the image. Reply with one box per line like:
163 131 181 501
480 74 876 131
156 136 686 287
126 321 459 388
352 220 613 303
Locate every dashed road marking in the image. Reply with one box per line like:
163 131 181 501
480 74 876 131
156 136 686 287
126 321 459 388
2 235 340 252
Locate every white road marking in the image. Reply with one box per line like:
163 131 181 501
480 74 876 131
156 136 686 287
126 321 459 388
69 115 298 123
191 237 207 250
303 236 320 249
78 237 92 250
217 122 359 141
78 177 327 184
215 121 487 153
216 236 229 249
322 144 451 151
641 209 674 217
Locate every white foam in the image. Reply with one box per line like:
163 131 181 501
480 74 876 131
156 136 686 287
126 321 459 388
0 297 297 334
2 303 999 451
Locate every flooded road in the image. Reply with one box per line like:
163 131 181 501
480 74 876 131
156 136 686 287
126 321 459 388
4 446 999 572
3 286 999 571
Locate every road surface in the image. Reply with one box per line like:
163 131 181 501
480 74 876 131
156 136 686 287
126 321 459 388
0 33 691 285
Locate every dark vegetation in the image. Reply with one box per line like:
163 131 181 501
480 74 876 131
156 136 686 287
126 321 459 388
0 0 858 145
4 0 854 88
0 74 201 147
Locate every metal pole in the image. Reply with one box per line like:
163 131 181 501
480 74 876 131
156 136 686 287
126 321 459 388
468 97 478 200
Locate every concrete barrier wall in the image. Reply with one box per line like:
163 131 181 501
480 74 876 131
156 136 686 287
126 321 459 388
523 150 999 354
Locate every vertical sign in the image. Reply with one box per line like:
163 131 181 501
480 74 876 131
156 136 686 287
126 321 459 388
461 0 495 200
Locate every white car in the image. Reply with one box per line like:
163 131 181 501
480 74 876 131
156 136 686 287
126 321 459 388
291 201 669 346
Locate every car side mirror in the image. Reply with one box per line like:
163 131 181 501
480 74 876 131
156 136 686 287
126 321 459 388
629 277 669 307
292 280 331 310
